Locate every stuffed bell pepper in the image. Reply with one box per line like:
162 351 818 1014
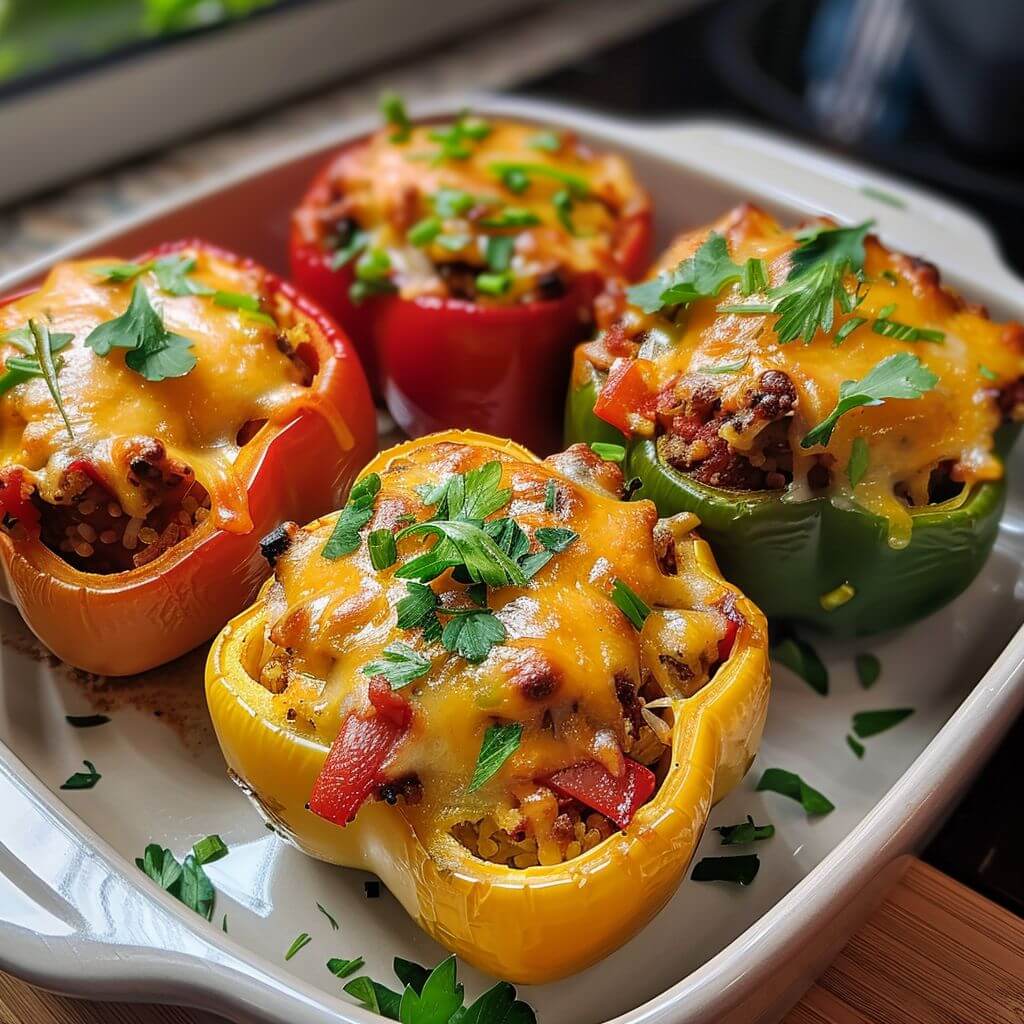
290 95 652 452
567 204 1024 635
205 430 769 982
0 240 375 675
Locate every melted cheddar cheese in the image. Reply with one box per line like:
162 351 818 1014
255 438 734 862
0 252 314 535
602 206 1024 546
297 118 649 303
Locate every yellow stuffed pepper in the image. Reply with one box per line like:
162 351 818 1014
205 430 770 982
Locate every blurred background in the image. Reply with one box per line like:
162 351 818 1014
0 0 1022 914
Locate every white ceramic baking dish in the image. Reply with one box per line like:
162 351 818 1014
0 95 1023 1024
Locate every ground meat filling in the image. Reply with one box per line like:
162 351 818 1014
34 445 212 574
658 370 800 490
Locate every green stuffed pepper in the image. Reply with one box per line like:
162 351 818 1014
566 205 1024 636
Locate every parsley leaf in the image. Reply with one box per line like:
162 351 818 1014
396 582 441 640
534 526 578 552
214 290 276 327
136 844 183 891
432 188 477 218
855 652 881 688
84 282 197 382
331 229 370 269
833 315 866 346
442 609 506 663
801 353 938 449
368 528 398 570
321 473 381 559
485 234 515 273
393 957 431 994
847 734 865 759
610 578 650 630
179 854 215 919
408 217 442 247
871 315 945 344
852 707 914 738
772 634 828 695
847 436 869 488
468 723 522 792
380 90 412 143
152 254 213 296
460 981 537 1024
65 713 110 728
362 642 432 688
741 257 769 295
328 956 364 979
398 955 464 1024
544 479 557 512
344 976 402 1019
757 767 834 816
626 233 744 314
979 363 999 382
60 759 101 790
714 816 775 845
396 520 527 588
691 854 760 885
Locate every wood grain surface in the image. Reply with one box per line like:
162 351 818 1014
2 859 1021 1024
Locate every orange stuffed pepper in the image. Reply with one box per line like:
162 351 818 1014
0 240 375 675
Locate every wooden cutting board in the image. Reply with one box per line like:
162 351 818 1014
2 859 1022 1024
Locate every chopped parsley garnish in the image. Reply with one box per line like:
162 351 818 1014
468 722 522 792
498 166 530 194
475 272 512 297
361 642 432 689
396 582 443 641
489 161 590 197
85 282 197 382
135 836 224 920
350 249 397 304
544 479 557 512
485 234 515 273
328 956 365 979
331 229 370 269
343 955 536 1024
851 707 914 738
846 734 865 759
801 353 938 449
285 932 312 961
93 261 149 282
65 713 110 728
847 437 869 487
855 652 881 688
590 441 625 462
441 609 507 663
771 633 828 695
979 364 999 382
701 355 749 375
421 112 491 163
321 473 381 559
317 902 340 931
528 130 562 152
610 578 650 630
380 90 412 143
534 526 578 552
408 217 441 247
92 255 211 296
629 233 743 314
767 221 871 344
871 314 945 344
395 520 527 588
713 815 775 845
0 320 76 437
60 759 101 791
368 528 398 570
478 208 541 229
860 184 905 208
552 188 580 236
432 187 477 218
833 315 866 346
756 767 834 816
213 290 276 327
691 854 760 885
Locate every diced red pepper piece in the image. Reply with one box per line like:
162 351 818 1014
593 357 657 435
546 757 656 829
717 618 739 663
308 710 406 827
0 469 38 531
367 676 412 729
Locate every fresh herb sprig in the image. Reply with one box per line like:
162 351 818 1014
628 233 744 314
85 282 197 382
801 352 938 449
0 320 76 437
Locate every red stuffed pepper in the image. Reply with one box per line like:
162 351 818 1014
290 96 652 452
0 239 375 675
